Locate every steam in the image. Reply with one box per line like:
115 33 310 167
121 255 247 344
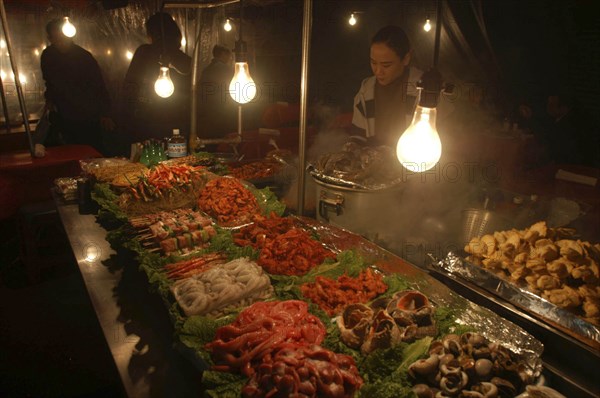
280 96 520 267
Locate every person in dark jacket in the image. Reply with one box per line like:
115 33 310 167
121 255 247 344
40 18 114 154
197 44 236 140
123 12 191 142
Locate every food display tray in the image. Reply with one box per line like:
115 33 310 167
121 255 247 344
432 252 600 351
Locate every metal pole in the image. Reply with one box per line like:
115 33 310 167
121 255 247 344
0 0 33 155
189 10 202 150
237 105 242 136
0 72 10 133
297 0 312 216
433 0 443 68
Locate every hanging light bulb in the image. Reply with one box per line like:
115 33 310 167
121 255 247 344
0 70 6 80
62 17 76 38
125 50 133 60
396 69 443 172
396 104 441 172
154 66 174 98
229 61 256 104
181 36 186 48
0 39 5 48
348 13 357 26
224 18 233 32
423 18 432 32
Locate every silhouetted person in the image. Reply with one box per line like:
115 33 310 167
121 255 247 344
40 18 114 154
197 45 236 140
545 91 597 167
124 12 191 141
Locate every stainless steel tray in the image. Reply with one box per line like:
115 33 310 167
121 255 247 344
433 252 600 349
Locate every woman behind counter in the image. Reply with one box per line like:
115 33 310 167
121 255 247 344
352 25 423 147
123 12 191 142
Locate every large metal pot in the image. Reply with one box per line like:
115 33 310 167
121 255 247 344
312 177 403 240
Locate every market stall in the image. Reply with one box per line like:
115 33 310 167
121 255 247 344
2 0 599 396
41 150 595 397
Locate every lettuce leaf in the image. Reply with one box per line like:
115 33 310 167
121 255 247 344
202 370 246 398
92 182 127 223
249 186 286 217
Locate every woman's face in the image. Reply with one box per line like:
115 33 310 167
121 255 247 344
370 42 410 86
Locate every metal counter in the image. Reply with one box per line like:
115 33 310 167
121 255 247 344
54 199 201 397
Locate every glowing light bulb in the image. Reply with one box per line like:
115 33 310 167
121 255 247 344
154 66 174 98
106 49 112 56
0 39 5 48
424 18 432 32
0 70 5 80
62 17 76 38
34 48 40 56
396 105 442 172
229 62 256 104
19 74 26 84
125 50 133 60
348 13 357 26
181 37 186 48
224 18 232 32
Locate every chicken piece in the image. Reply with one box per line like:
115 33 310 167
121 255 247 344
494 231 507 245
499 231 521 255
582 299 600 319
526 258 547 273
556 239 584 261
528 221 548 239
542 286 581 309
534 239 553 248
482 251 509 270
536 244 559 262
571 265 597 283
581 241 600 264
578 285 600 300
514 251 529 264
536 275 561 290
480 234 497 257
546 259 570 279
589 259 599 279
510 266 529 283
525 275 541 293
465 237 485 256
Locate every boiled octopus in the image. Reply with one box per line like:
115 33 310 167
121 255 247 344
206 300 326 377
337 290 437 354
408 333 536 398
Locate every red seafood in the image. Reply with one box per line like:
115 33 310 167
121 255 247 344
258 228 336 276
206 300 326 376
197 177 261 226
233 214 297 249
242 342 363 398
300 268 388 316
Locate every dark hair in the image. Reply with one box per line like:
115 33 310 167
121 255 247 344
145 12 182 49
212 45 230 58
46 18 63 36
371 25 411 59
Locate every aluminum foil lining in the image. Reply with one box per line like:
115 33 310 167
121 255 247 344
294 217 544 379
436 252 600 344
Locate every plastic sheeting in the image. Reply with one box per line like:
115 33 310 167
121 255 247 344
0 0 233 130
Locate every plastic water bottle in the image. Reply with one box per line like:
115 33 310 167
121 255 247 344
167 129 187 158
140 140 151 166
